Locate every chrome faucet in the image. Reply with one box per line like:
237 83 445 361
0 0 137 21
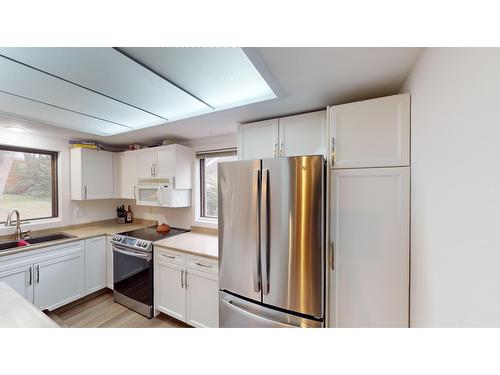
5 210 30 240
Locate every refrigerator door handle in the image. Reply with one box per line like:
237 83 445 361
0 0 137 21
261 168 270 295
252 169 261 293
221 298 297 328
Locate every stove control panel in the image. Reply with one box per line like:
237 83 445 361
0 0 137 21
111 235 153 252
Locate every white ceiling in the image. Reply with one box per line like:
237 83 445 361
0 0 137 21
0 47 423 146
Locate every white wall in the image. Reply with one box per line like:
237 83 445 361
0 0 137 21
0 127 129 236
401 48 500 327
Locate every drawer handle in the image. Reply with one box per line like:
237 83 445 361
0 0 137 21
195 261 212 268
161 254 176 259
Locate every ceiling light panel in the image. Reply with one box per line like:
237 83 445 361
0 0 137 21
0 47 212 124
120 47 277 111
0 91 125 136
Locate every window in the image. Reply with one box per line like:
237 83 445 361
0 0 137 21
0 145 58 223
198 148 237 219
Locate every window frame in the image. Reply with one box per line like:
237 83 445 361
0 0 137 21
197 148 237 220
0 145 59 224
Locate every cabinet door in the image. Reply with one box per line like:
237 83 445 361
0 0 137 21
330 167 410 327
186 268 219 328
83 149 114 199
84 236 106 294
156 147 175 179
116 151 138 199
106 236 113 289
137 149 156 179
237 119 279 160
330 94 410 169
0 263 33 302
279 111 327 157
155 259 186 321
34 249 85 311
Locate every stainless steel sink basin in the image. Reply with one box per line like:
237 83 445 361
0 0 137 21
25 233 76 244
0 232 76 252
0 240 21 251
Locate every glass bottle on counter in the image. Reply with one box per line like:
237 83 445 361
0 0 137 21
126 205 133 223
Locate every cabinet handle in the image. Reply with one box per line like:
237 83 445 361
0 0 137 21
36 265 40 284
84 185 87 199
161 254 176 259
273 142 277 158
150 164 154 177
331 137 336 166
28 267 32 286
195 261 212 268
184 270 188 290
134 185 136 199
330 241 335 270
279 141 283 157
181 269 184 288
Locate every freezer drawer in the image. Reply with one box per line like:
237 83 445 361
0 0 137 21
219 291 322 328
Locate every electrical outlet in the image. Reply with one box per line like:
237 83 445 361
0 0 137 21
74 208 84 217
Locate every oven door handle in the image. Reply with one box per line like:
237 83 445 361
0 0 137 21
113 246 151 260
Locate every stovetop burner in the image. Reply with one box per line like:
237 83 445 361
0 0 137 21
119 226 189 242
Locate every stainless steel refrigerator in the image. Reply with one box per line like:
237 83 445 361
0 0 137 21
218 155 325 328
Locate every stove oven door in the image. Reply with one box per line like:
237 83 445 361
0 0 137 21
113 243 153 317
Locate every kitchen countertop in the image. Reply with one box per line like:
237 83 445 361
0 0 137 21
0 282 59 328
154 231 218 259
0 219 156 258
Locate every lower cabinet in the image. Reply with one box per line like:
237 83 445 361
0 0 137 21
329 167 410 327
34 250 85 310
155 248 219 328
0 241 85 312
84 236 107 294
0 263 33 302
156 259 186 321
186 268 218 328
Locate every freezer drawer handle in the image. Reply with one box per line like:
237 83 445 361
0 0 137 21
221 298 297 328
252 169 261 293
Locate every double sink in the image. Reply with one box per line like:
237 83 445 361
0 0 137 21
0 233 77 253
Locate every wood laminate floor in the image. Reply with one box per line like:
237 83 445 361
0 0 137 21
47 290 188 328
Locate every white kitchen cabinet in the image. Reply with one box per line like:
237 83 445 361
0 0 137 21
238 118 278 160
137 149 157 180
136 144 192 189
330 167 410 327
279 111 327 157
154 248 219 327
186 268 219 328
237 111 327 160
33 244 85 311
71 148 114 200
114 151 138 199
155 256 186 321
106 235 113 289
330 94 410 169
84 236 106 294
0 263 33 302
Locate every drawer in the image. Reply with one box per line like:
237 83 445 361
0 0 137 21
187 255 218 275
155 247 186 265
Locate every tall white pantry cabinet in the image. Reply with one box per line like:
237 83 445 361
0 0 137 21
329 93 410 327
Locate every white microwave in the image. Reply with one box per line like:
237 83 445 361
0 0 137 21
136 183 191 208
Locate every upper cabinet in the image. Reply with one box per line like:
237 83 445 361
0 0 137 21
238 119 279 160
136 144 192 189
237 110 327 160
114 151 138 200
330 94 410 169
71 148 114 200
